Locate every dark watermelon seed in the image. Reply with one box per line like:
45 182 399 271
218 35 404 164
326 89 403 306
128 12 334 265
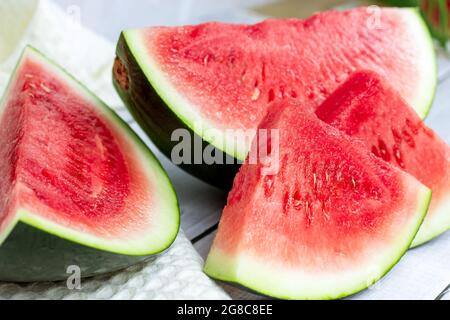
293 190 302 210
402 129 416 148
371 145 380 157
268 89 276 102
392 128 402 144
282 191 291 214
406 118 419 135
305 202 313 227
393 145 405 168
378 138 391 162
264 175 275 197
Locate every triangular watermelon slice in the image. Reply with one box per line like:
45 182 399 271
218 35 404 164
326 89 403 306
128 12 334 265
204 102 431 299
0 47 179 282
316 71 450 247
114 7 436 188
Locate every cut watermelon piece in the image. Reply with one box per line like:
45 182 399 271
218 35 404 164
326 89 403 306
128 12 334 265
316 71 450 247
114 7 436 188
0 47 179 282
204 102 431 299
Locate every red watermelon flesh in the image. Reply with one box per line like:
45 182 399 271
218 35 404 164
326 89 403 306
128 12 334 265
204 101 431 299
124 7 436 160
316 71 450 247
0 47 179 255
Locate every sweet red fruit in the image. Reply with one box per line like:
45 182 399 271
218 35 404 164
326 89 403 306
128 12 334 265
0 47 179 282
114 7 436 188
316 71 450 247
205 101 431 299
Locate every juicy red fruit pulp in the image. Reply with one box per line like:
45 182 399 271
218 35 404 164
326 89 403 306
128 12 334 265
0 56 151 237
147 8 430 132
215 105 421 270
316 71 450 244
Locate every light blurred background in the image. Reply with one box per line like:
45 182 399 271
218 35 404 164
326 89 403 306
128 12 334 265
52 0 448 45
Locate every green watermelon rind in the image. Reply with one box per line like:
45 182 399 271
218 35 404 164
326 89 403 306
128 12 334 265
114 34 240 189
121 29 248 162
0 46 180 257
120 8 437 166
204 185 432 300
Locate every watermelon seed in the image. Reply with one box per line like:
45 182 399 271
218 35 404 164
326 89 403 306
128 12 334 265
306 86 315 99
261 63 266 82
282 192 291 214
251 88 261 101
405 118 419 135
227 51 236 65
40 83 52 93
203 54 210 65
305 202 313 227
392 128 402 144
268 89 276 102
336 170 343 182
22 82 36 91
393 145 405 168
325 170 330 183
313 173 317 189
402 129 416 148
378 139 391 162
293 191 302 210
371 189 380 200
240 69 247 81
279 85 286 98
352 178 357 189
371 145 379 157
319 86 328 96
264 175 275 197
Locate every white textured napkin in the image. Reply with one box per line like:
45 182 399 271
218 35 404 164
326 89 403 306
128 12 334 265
0 0 229 300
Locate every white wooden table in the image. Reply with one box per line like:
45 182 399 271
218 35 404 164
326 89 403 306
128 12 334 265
54 0 450 300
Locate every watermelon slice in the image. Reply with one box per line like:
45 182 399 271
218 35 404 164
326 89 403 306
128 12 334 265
114 7 436 188
316 71 450 247
0 47 179 282
204 101 431 299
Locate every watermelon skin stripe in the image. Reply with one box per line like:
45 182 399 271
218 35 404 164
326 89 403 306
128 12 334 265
0 47 180 282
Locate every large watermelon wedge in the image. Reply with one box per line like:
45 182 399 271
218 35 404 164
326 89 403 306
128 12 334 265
316 71 450 247
114 7 436 188
0 47 179 282
204 101 431 300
